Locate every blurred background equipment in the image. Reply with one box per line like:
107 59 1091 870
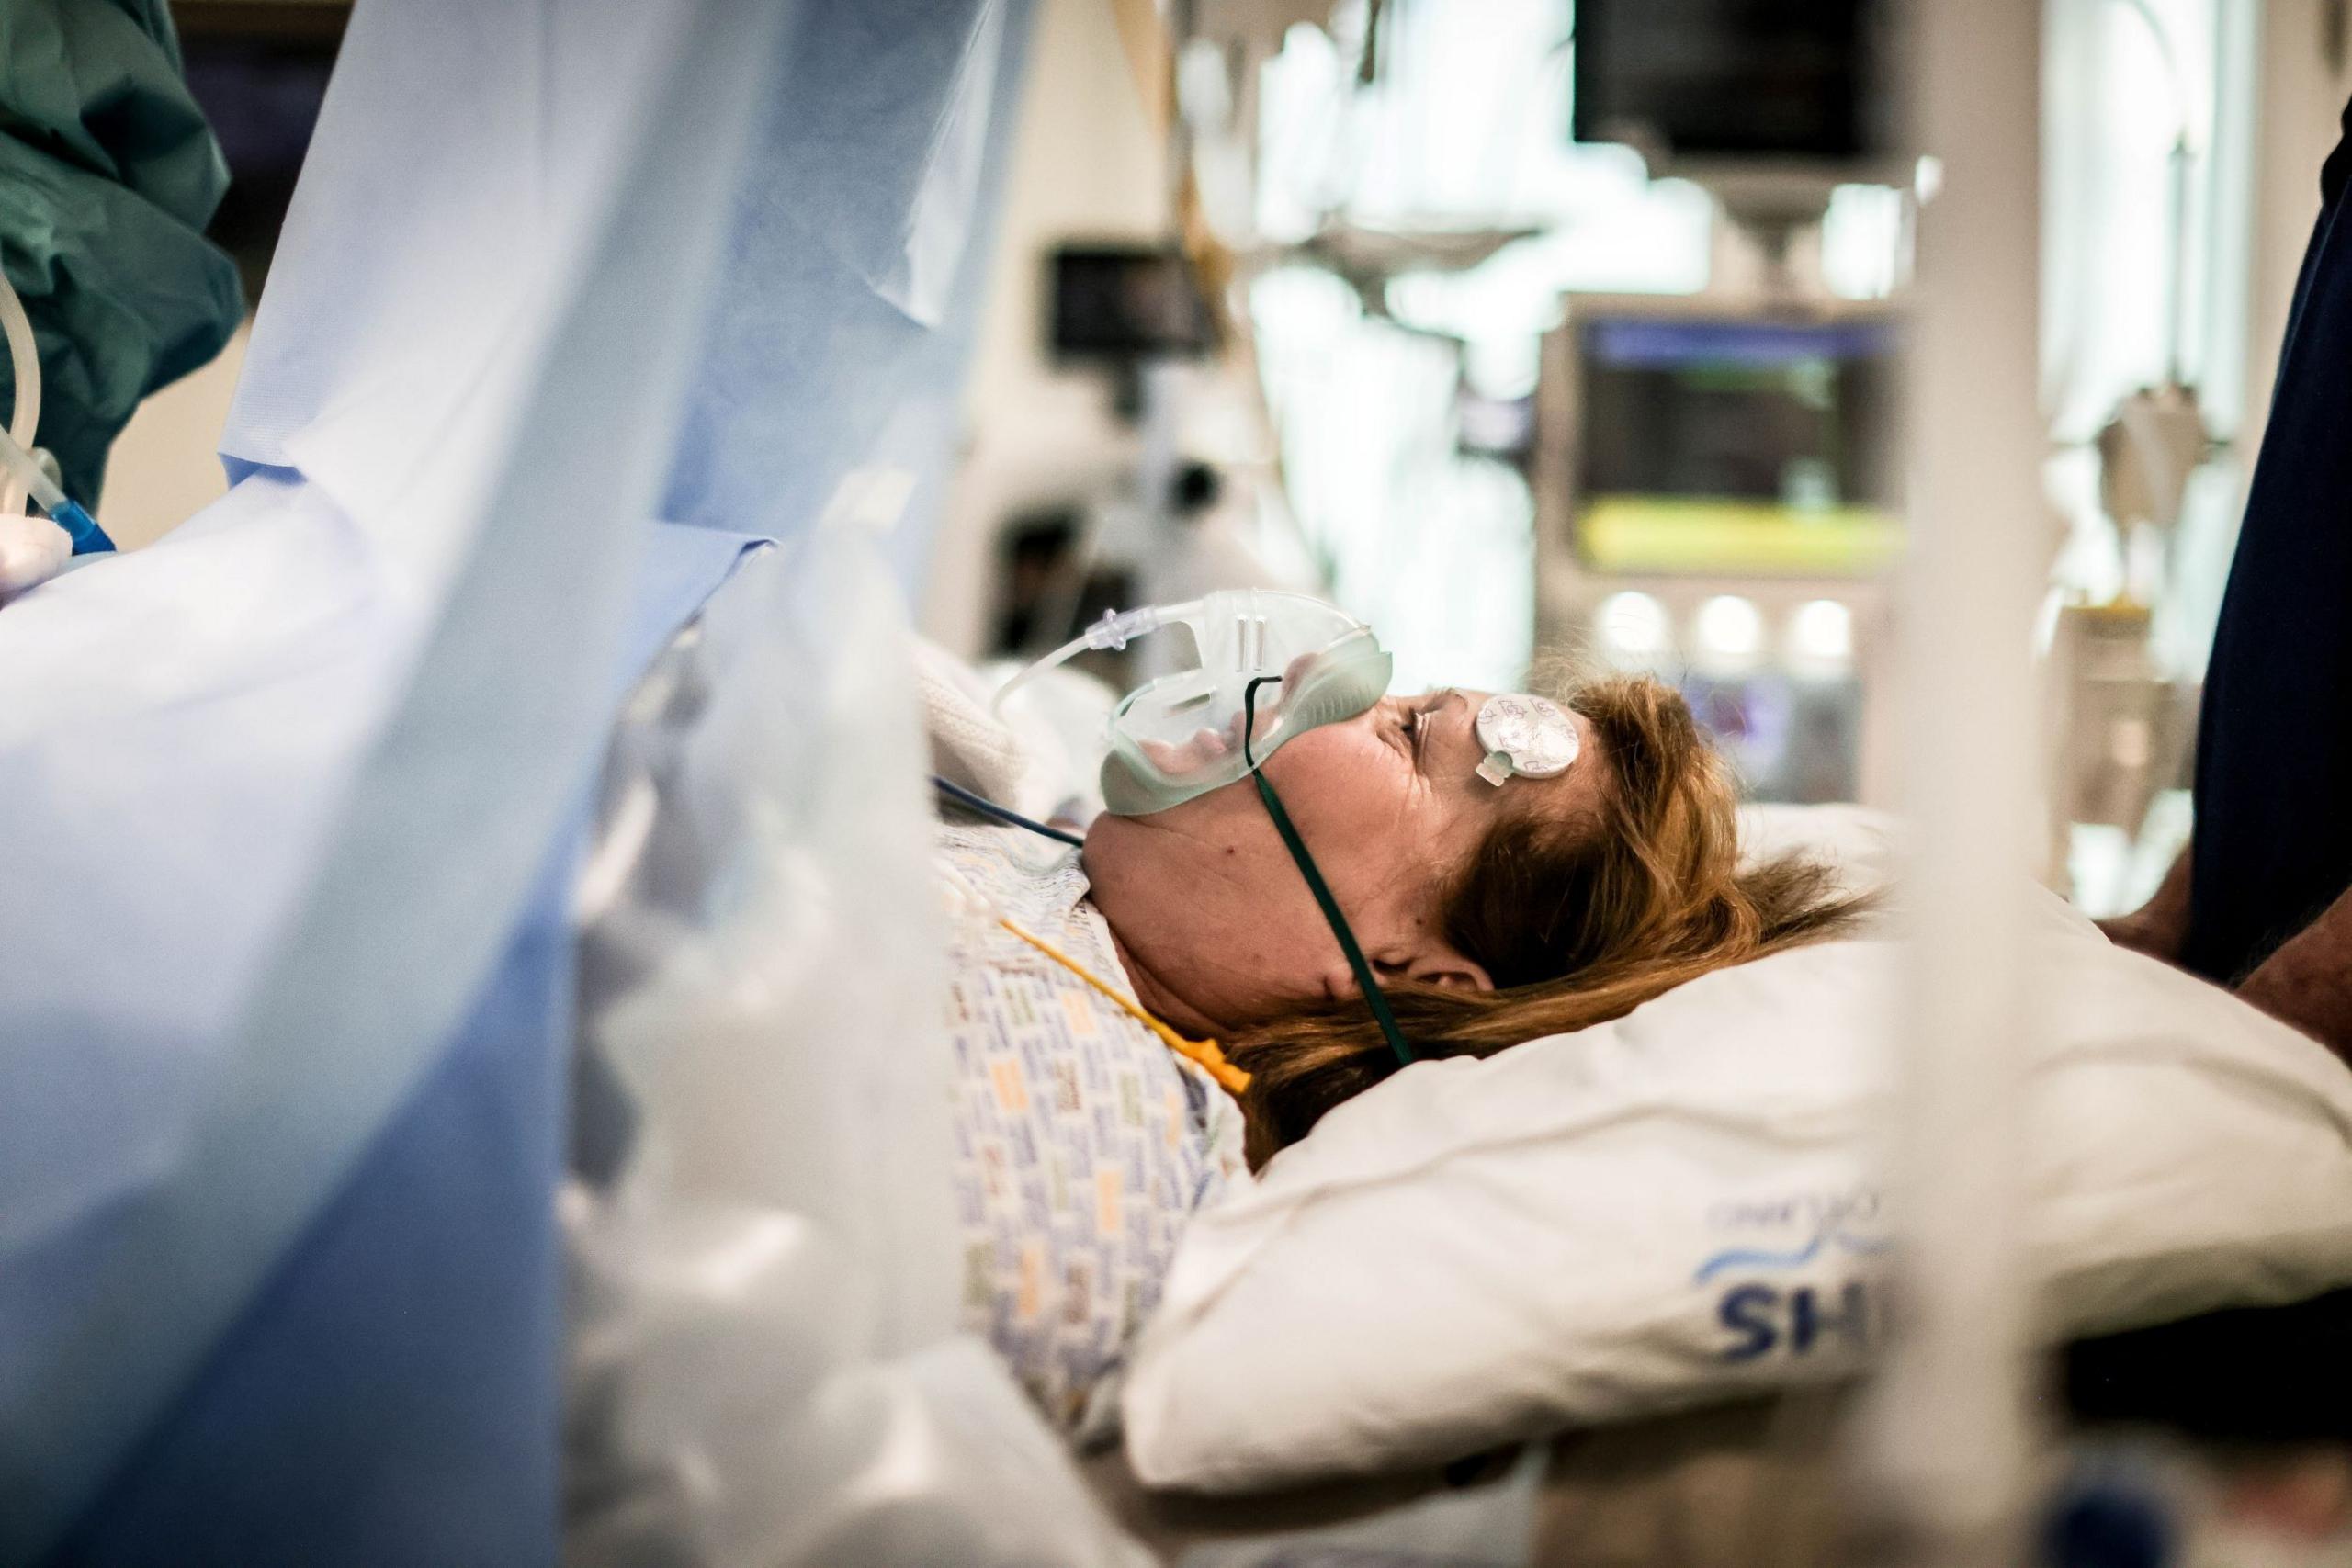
1572 0 1890 165
1049 243 1220 365
1534 301 1898 802
1570 0 1899 265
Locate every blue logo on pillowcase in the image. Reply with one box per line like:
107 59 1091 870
1699 1187 1890 1362
1693 1188 1889 1284
1716 1280 1876 1361
1691 1221 1891 1284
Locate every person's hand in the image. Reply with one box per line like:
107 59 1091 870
2095 908 2181 959
0 512 71 599
2097 844 2192 963
2238 880 2352 1067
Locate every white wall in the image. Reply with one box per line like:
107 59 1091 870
2243 0 2352 457
95 320 247 550
919 0 1171 656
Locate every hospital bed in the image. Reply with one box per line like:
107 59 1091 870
1077 1321 2352 1568
630 576 2352 1567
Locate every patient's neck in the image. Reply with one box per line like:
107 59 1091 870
1102 922 1227 1040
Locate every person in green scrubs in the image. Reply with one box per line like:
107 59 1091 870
0 0 243 506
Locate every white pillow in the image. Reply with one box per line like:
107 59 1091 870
1736 802 1900 891
1121 892 2352 1493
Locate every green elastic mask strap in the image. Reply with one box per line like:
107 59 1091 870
1243 678 1417 1068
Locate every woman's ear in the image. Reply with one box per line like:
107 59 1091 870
1408 950 1494 992
1321 941 1493 1000
1388 933 1492 992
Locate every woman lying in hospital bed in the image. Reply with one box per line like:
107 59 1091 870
926 606 1867 1437
929 598 2352 1496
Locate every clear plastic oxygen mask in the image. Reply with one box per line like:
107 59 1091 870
992 589 1394 816
982 595 1585 1077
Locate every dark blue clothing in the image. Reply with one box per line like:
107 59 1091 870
2059 100 2352 1444
2183 95 2352 983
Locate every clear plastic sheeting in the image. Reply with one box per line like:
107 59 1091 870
564 535 1151 1567
578 538 957 1352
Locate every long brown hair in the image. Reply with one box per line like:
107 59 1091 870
1227 673 1869 1168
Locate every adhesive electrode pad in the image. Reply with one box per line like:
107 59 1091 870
1474 694 1578 786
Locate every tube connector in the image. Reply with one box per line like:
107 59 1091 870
1085 605 1163 651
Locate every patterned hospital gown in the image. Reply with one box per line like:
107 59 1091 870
936 824 1248 1438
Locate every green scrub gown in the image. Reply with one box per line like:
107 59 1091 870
0 0 243 504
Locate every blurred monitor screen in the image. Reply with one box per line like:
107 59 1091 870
1571 315 1899 574
1049 245 1215 361
1571 0 1885 163
1681 670 1862 803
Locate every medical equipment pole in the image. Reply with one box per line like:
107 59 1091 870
1859 0 2048 1562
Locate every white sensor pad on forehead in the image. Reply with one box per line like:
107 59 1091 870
1474 694 1578 786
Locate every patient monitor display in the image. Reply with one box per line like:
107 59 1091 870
1569 315 1900 575
1049 244 1216 363
1571 0 1890 164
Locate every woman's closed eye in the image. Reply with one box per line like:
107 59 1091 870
1380 705 1414 758
1382 692 1453 770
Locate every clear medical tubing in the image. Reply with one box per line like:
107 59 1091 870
989 601 1185 714
0 266 40 515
